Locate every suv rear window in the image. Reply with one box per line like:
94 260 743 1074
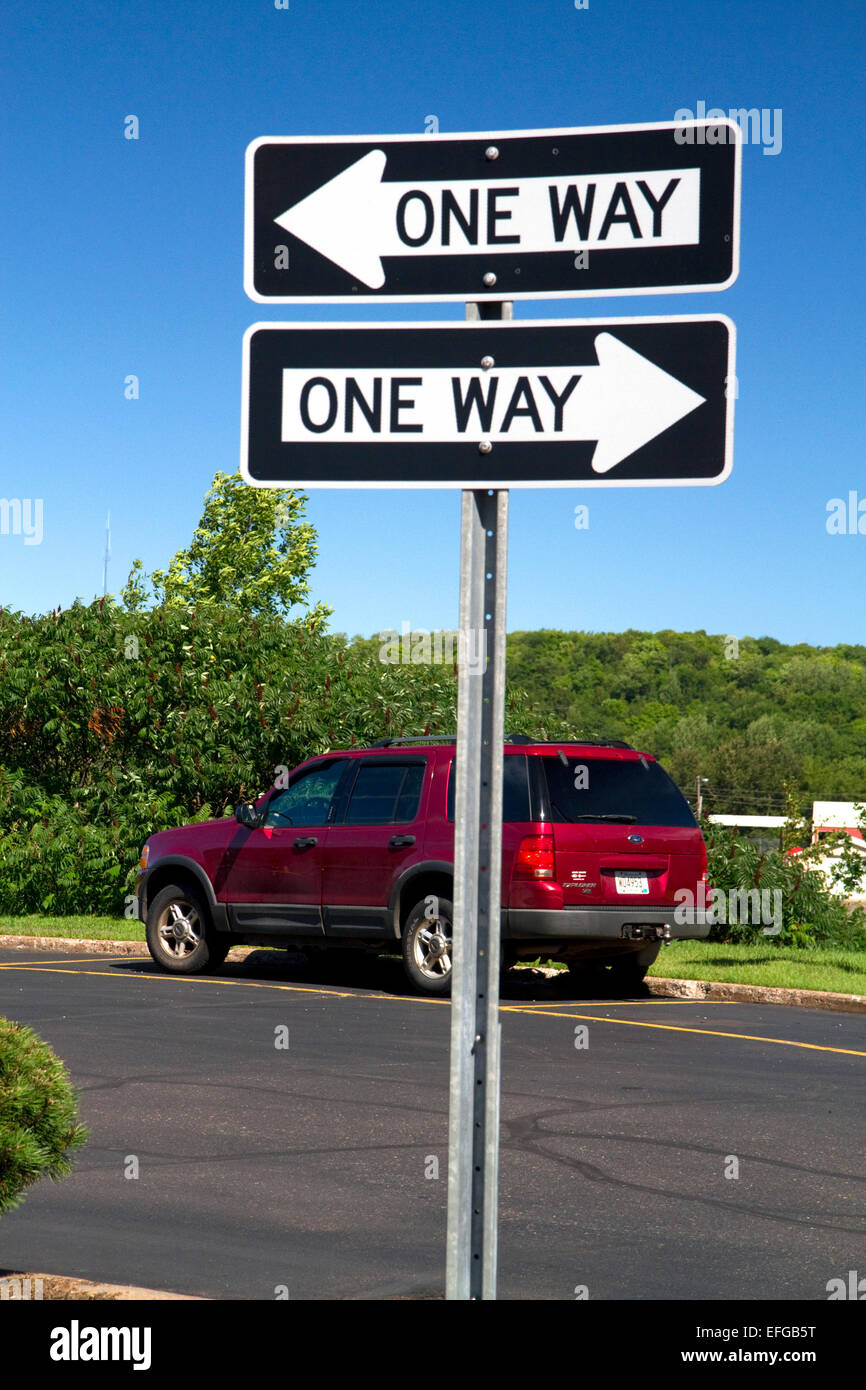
447 753 531 823
541 756 696 828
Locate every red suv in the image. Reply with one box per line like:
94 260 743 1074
137 736 709 994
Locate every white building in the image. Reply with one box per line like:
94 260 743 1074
811 801 866 844
706 805 866 899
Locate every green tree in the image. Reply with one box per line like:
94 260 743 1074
152 470 330 624
120 558 150 613
781 780 810 852
0 603 571 914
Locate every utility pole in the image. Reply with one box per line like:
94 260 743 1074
696 775 709 819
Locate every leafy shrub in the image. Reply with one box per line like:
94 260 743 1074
0 1017 88 1214
702 821 866 948
0 600 567 914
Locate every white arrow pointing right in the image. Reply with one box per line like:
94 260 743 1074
578 332 706 472
277 332 706 472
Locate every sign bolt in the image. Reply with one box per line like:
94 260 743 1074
478 440 492 454
484 146 499 161
482 272 497 287
480 355 495 370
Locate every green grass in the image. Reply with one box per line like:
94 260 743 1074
649 940 866 995
0 915 145 942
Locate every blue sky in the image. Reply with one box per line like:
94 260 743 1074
1 0 863 646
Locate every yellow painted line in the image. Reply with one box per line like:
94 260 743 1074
0 963 360 999
512 997 726 1007
500 1005 866 1058
2 960 862 1054
0 956 140 967
0 960 447 1005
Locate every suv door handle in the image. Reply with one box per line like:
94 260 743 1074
293 836 318 849
389 834 416 848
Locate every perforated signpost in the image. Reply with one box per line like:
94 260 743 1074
242 119 741 1301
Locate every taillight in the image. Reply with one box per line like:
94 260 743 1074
698 868 709 910
514 835 554 879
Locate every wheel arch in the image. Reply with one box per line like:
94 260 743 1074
389 861 453 938
139 856 218 924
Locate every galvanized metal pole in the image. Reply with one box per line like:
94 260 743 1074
446 299 510 1301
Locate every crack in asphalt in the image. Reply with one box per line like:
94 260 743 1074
76 1071 450 1119
501 1109 866 1235
69 1085 866 1238
502 1105 866 1185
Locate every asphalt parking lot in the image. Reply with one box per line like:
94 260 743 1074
1 947 864 1300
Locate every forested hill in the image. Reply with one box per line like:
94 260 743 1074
504 629 866 815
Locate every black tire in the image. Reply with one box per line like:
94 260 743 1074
401 896 454 995
145 882 228 975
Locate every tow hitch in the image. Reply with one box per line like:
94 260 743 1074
622 924 672 943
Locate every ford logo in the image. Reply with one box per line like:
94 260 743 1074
628 834 643 843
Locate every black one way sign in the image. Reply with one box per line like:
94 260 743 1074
241 316 735 488
244 121 741 303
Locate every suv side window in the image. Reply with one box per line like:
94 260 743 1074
263 760 347 828
446 753 531 822
342 761 425 826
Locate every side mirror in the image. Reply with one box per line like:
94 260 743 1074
234 802 264 829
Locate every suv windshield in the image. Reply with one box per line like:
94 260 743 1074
541 756 696 828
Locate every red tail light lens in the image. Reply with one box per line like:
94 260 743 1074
515 835 555 880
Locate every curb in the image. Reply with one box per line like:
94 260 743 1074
2 936 864 1014
648 975 866 1015
0 936 253 961
1 1272 205 1301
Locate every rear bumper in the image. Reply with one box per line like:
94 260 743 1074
504 906 709 940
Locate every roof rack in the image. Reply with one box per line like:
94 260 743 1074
368 736 457 747
506 735 635 749
368 733 634 750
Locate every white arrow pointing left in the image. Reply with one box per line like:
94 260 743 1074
274 150 701 289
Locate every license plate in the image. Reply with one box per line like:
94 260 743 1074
615 873 649 895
